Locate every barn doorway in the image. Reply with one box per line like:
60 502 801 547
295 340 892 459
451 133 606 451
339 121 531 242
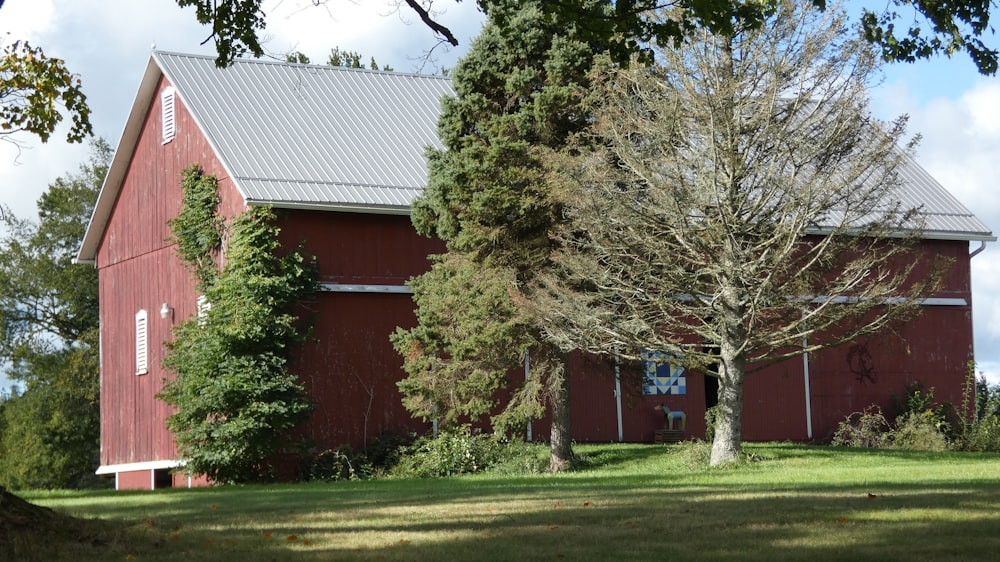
153 468 174 489
704 372 719 410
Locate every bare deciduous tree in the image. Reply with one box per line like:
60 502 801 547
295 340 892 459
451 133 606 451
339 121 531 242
531 2 946 466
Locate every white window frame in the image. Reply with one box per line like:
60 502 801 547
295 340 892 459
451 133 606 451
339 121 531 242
161 87 176 144
135 309 149 375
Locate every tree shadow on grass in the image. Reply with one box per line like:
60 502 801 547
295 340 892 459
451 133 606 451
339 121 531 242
19 446 1000 561
38 478 1000 561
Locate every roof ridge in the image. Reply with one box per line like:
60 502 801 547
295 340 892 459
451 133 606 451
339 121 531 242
236 176 425 191
152 49 452 81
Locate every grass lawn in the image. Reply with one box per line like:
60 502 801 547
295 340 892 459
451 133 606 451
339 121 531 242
6 443 1000 561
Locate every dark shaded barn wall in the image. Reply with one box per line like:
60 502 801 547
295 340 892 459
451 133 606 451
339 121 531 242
96 75 243 488
561 238 974 444
277 210 445 449
274 223 973 449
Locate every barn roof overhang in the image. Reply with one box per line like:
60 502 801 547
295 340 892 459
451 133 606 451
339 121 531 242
75 57 165 264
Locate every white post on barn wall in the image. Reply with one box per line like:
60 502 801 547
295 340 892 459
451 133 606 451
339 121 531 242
525 353 533 441
802 310 813 440
614 347 623 443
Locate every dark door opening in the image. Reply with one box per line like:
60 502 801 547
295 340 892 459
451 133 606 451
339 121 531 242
153 468 174 489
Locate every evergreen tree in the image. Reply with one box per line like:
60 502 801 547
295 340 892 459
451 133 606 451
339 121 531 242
393 0 600 471
160 167 318 484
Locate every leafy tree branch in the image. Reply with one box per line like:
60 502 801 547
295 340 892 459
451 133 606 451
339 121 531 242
0 39 92 144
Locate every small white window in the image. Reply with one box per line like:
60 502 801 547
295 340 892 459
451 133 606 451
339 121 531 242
135 309 149 375
161 87 176 144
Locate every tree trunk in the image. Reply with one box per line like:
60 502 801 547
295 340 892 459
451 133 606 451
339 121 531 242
548 360 573 472
710 341 746 466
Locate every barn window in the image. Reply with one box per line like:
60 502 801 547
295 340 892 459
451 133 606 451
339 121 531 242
135 309 149 375
161 87 176 144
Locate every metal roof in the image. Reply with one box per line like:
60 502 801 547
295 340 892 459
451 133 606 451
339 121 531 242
76 51 993 263
155 51 453 212
892 150 993 240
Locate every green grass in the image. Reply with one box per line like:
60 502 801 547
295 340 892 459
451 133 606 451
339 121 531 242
8 443 1000 561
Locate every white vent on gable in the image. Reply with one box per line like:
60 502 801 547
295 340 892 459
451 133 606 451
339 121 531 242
135 309 149 375
161 87 176 144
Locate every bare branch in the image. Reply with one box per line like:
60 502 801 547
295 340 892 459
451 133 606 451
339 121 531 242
400 0 459 46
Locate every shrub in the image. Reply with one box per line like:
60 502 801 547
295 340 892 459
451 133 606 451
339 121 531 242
301 447 359 481
833 383 955 451
953 368 1000 452
300 432 415 481
391 427 541 478
892 411 949 451
831 406 892 448
892 382 956 440
958 415 1000 452
362 431 413 473
704 405 720 443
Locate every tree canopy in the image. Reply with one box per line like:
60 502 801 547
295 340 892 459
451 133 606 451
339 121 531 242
174 0 1000 74
0 39 92 145
0 139 109 489
284 47 393 71
531 2 944 465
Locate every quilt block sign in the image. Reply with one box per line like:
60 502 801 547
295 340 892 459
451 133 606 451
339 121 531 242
642 350 686 395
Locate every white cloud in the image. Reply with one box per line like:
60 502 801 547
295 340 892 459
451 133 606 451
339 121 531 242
262 0 483 72
1 0 55 40
875 78 1000 379
975 361 1000 387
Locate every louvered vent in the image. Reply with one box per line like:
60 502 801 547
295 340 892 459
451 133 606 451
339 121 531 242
135 309 148 375
161 87 175 144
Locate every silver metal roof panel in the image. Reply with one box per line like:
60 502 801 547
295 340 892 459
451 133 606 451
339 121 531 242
154 51 452 210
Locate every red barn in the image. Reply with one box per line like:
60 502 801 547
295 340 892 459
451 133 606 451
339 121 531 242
78 52 994 489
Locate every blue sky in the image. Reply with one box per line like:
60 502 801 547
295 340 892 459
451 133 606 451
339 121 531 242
1 0 998 394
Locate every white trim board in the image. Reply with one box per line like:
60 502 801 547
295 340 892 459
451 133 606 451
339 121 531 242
96 459 184 475
319 283 412 294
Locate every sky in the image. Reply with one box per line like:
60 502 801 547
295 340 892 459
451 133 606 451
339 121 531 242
1 0 998 393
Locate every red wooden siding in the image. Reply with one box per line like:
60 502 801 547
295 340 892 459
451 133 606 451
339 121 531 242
556 239 974 444
292 292 432 449
277 210 444 449
277 210 444 285
97 76 246 470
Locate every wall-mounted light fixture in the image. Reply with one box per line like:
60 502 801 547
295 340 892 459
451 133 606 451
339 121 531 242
160 302 173 320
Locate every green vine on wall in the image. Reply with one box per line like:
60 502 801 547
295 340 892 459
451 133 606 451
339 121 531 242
159 166 319 484
168 165 224 290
